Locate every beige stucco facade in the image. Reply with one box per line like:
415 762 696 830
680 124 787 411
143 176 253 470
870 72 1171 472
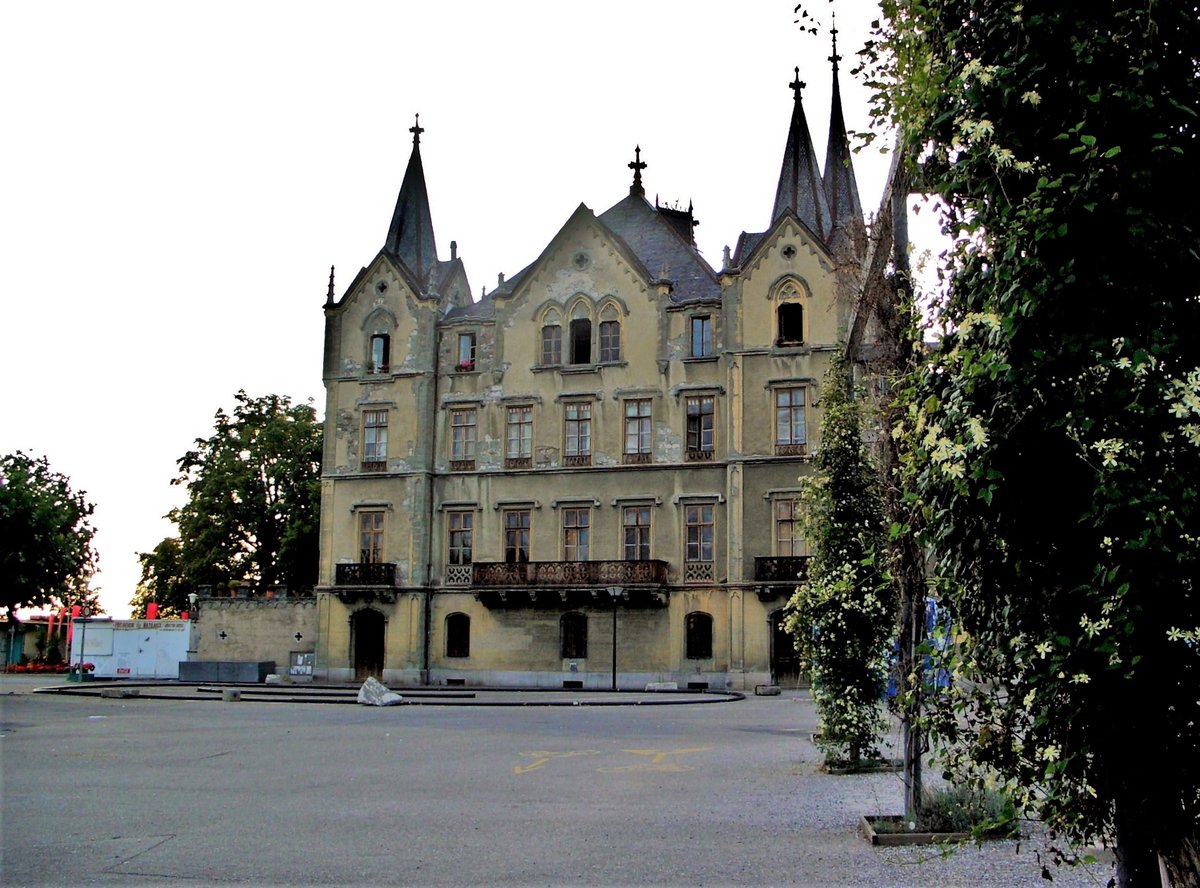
309 69 866 690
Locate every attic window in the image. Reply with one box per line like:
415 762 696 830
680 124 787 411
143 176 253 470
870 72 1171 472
777 303 804 346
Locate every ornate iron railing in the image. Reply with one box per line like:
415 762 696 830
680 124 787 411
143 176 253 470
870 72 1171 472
335 562 398 586
472 559 669 587
753 556 811 583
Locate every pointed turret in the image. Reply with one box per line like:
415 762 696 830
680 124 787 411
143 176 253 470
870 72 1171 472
822 20 866 259
384 114 438 282
772 68 832 239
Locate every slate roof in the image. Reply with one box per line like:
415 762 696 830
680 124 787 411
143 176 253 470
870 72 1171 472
822 52 866 259
384 124 438 283
772 73 832 240
598 193 720 304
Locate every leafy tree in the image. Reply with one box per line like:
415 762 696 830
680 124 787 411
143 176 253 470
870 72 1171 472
130 537 188 618
864 2 1200 884
169 391 321 596
0 451 98 615
785 355 893 763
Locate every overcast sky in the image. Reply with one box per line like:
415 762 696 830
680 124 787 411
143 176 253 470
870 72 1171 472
2 0 915 618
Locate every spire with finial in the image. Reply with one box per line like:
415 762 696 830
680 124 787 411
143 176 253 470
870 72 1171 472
385 113 439 281
326 265 336 305
772 67 831 237
628 145 647 197
823 19 866 259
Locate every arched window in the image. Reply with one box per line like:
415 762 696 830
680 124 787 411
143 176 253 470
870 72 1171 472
446 612 470 658
598 304 621 362
541 309 562 365
685 611 713 659
777 303 804 345
561 612 588 659
369 333 390 374
569 303 592 365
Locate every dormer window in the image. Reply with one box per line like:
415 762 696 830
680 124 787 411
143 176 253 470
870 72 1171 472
369 334 390 374
540 309 562 365
690 315 713 358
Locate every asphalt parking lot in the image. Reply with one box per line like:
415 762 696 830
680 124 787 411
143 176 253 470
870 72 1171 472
1 676 1114 887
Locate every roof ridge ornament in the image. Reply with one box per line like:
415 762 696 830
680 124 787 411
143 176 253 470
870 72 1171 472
789 67 805 101
829 13 841 70
410 113 424 146
628 145 647 197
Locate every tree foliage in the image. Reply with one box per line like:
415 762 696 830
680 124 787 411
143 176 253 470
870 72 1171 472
786 355 894 763
169 391 322 596
130 537 188 618
0 451 98 615
864 1 1200 883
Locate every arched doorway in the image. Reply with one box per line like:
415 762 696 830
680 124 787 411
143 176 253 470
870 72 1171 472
351 608 386 680
770 609 801 687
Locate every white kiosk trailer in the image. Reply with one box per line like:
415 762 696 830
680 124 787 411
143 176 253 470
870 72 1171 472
69 618 193 679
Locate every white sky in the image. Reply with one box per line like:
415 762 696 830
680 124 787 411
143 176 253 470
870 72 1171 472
2 0 912 619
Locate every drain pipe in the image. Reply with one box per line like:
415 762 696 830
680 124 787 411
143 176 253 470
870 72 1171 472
421 316 443 687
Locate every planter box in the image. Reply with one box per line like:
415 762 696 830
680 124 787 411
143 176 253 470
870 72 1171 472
826 757 904 775
860 815 970 846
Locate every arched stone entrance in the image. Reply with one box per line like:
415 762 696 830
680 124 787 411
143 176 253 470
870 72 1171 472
351 608 386 680
769 609 801 687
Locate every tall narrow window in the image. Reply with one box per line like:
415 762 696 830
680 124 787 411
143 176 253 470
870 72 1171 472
445 613 470 658
570 317 592 364
685 504 714 564
777 303 804 345
361 409 388 472
775 499 806 556
690 315 713 357
369 334 390 374
359 511 384 564
561 612 588 659
622 506 651 561
450 408 477 470
685 396 715 460
506 405 533 468
457 332 476 371
775 388 807 455
599 319 621 362
562 508 590 561
623 399 652 464
448 511 473 565
504 509 531 563
542 323 562 365
564 402 592 466
685 612 713 659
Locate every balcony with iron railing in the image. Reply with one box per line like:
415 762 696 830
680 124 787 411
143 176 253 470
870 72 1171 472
753 556 811 600
471 559 669 587
335 562 399 587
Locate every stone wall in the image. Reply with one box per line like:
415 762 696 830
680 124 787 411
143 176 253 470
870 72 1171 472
194 598 318 676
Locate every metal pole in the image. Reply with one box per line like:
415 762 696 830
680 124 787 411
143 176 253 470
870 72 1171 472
607 585 622 691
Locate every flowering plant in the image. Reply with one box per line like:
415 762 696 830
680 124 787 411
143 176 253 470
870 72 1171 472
456 359 475 371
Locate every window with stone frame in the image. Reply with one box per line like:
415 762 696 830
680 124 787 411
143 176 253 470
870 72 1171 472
777 302 804 346
562 507 590 561
450 408 477 470
506 405 533 468
774 387 807 455
685 396 715 460
541 319 562 365
445 612 470 658
359 511 384 564
569 317 592 365
690 315 713 358
457 332 476 371
369 333 390 374
599 318 621 362
447 510 473 565
774 498 807 556
504 509 531 563
563 402 592 466
361 409 388 472
561 612 587 659
685 503 714 564
685 611 713 659
623 399 652 463
622 506 651 561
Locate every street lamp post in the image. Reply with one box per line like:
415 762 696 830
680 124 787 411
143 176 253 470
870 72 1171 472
606 586 623 691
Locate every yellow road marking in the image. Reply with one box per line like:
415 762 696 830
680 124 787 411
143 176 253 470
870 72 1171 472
513 749 601 774
597 746 712 773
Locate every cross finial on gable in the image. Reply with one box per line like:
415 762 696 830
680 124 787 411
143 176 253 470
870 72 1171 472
629 145 647 196
410 113 424 145
789 68 805 99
